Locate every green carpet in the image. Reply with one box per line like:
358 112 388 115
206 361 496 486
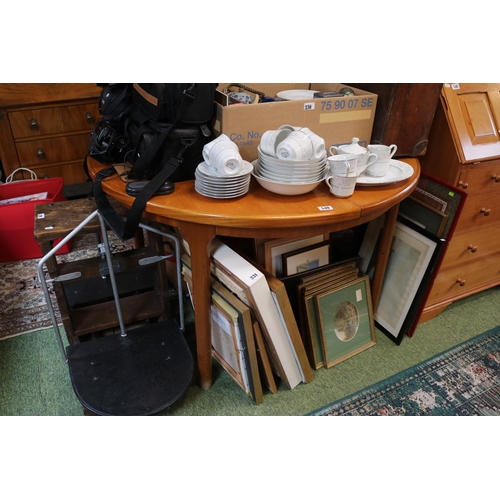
1 286 500 416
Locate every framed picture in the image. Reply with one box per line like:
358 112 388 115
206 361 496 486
399 196 449 237
281 240 331 277
374 219 443 345
410 172 467 240
315 276 376 368
358 215 385 278
263 234 329 277
211 281 263 404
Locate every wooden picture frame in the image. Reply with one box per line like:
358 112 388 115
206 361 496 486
281 240 331 277
399 196 449 237
374 219 442 345
315 276 376 368
410 172 467 240
211 281 263 404
263 234 329 277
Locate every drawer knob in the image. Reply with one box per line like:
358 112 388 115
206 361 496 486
36 147 45 159
458 181 468 189
456 278 466 287
491 174 500 183
467 244 478 253
85 112 94 123
480 208 491 216
30 118 39 130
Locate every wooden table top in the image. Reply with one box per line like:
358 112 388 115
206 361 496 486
87 156 420 235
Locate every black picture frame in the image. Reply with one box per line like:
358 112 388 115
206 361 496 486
374 217 445 345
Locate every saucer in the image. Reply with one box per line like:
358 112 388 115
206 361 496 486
356 160 414 186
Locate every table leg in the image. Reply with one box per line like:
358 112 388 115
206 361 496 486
179 222 216 390
371 203 399 311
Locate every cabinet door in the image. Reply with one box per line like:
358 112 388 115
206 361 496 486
442 83 500 163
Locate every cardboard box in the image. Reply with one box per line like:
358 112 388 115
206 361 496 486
212 83 377 162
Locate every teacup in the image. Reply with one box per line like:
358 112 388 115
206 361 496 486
325 170 359 198
260 128 291 157
298 128 325 159
329 143 377 174
276 130 313 161
203 134 237 164
365 144 397 177
209 140 243 175
327 153 358 176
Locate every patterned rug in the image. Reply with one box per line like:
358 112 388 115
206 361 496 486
309 326 500 416
0 233 133 340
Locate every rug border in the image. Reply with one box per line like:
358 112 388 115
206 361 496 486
306 325 500 416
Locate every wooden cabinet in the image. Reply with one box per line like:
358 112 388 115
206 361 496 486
0 84 101 185
419 83 500 322
344 83 442 157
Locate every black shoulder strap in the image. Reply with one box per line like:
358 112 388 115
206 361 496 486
93 85 196 241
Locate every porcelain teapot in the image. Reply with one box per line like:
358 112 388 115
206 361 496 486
329 137 377 173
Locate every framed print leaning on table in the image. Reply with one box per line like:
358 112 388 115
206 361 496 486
374 219 444 345
315 275 376 368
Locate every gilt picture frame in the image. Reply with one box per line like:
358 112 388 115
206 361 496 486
315 276 376 368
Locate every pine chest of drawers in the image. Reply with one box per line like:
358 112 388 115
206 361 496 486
0 84 101 185
419 83 500 321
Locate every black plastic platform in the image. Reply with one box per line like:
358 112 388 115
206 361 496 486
66 319 194 416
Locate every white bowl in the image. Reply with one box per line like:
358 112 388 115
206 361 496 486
252 172 323 196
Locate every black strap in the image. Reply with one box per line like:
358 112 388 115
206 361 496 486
93 85 196 241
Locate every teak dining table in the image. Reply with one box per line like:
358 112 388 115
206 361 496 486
87 156 420 390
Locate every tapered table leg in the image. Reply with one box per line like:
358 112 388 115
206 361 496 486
180 222 216 390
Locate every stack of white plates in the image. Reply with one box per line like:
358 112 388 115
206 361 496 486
194 161 253 199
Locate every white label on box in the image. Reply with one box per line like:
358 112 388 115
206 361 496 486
356 288 363 302
318 206 333 211
303 102 315 111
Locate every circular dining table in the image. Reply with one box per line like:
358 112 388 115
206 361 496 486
87 156 420 389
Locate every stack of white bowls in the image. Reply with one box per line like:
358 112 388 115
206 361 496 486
252 125 327 195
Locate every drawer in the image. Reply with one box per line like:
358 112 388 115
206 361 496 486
453 191 500 232
15 133 90 167
27 161 90 185
426 252 500 304
8 102 99 139
457 161 500 194
440 224 500 269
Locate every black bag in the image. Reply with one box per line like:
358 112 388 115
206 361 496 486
92 83 217 241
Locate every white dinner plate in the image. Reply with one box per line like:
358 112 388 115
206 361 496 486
356 160 414 186
275 89 319 101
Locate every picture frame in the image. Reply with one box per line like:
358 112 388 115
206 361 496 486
281 240 331 277
409 172 467 240
315 276 376 368
358 215 385 278
399 196 449 237
263 234 329 277
300 267 360 369
211 281 263 404
374 219 442 345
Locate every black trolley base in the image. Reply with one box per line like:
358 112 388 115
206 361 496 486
67 320 193 416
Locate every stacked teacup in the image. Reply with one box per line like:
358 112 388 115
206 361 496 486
253 125 327 192
194 134 253 199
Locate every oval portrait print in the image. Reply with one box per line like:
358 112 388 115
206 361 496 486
333 301 360 342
